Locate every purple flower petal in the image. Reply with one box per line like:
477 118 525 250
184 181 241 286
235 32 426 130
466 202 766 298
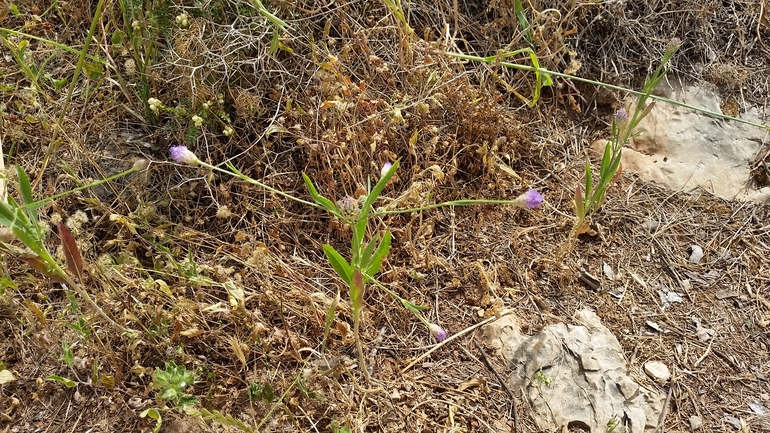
516 188 544 209
429 323 447 341
381 162 393 179
169 145 199 165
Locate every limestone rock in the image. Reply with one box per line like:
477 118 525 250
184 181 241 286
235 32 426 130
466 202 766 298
594 84 769 202
643 361 670 384
484 309 665 433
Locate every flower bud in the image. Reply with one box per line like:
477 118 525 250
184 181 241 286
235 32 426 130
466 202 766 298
429 323 447 341
380 162 393 179
169 145 199 165
514 188 544 209
132 159 150 171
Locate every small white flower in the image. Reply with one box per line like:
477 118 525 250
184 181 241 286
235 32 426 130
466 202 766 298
223 126 234 137
192 115 203 127
131 20 141 30
202 101 211 110
217 94 224 105
147 97 161 112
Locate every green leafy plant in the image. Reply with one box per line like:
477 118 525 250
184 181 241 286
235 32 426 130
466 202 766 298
247 381 276 403
152 361 198 410
166 146 544 385
59 341 75 369
0 149 148 335
560 39 682 259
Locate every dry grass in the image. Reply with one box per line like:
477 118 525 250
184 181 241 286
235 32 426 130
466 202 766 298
1 0 769 432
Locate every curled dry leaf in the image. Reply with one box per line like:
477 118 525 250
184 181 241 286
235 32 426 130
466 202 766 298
57 222 85 279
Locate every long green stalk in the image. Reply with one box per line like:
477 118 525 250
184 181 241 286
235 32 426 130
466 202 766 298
444 51 770 131
35 0 109 187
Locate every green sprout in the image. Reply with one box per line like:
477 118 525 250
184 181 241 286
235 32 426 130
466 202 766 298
560 38 682 259
153 361 198 410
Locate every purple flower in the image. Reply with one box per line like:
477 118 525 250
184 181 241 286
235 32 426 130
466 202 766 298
381 162 393 179
336 196 360 219
515 188 544 209
614 109 628 124
429 323 447 341
169 145 199 165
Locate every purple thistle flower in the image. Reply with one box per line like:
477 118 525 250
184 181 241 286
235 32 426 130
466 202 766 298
169 145 199 165
614 109 629 124
429 323 447 341
336 196 360 219
515 188 544 209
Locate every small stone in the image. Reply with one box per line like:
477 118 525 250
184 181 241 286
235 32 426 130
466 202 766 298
689 415 702 430
689 245 703 263
689 245 704 263
724 416 742 430
644 360 670 384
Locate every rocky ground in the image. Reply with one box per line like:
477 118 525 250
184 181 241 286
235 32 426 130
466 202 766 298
1 0 770 432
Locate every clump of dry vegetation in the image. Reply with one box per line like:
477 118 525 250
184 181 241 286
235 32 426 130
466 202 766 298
1 0 770 431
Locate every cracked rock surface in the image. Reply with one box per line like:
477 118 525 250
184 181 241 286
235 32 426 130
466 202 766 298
485 309 665 433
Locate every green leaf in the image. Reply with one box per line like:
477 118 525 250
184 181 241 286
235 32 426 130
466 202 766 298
574 185 584 216
360 161 399 218
527 50 551 106
322 245 352 284
513 0 532 44
15 166 37 224
365 231 391 277
400 298 427 316
247 381 276 402
351 218 366 266
350 270 364 317
46 375 77 387
0 275 18 292
140 407 163 433
320 294 337 354
301 173 336 211
360 236 379 271
111 29 125 45
584 162 592 200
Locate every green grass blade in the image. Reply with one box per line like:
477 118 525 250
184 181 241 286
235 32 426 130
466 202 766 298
365 231 391 276
360 160 399 219
513 0 532 44
16 165 37 224
322 244 352 284
0 28 105 63
301 173 336 211
584 162 592 198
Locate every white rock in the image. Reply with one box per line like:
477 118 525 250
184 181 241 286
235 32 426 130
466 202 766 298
689 245 704 263
689 415 703 430
484 309 665 433
616 84 768 202
644 361 671 384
